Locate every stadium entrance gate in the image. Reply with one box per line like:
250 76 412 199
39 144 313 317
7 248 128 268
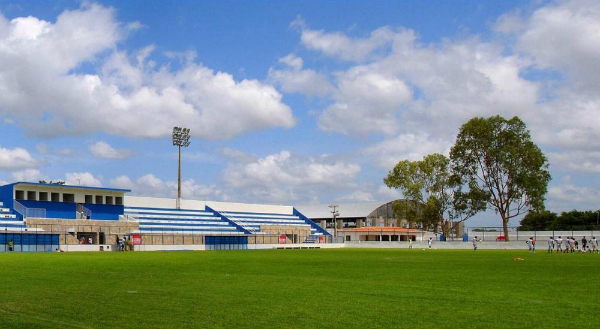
205 236 248 250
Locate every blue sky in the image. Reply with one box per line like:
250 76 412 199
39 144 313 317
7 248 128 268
1 0 599 227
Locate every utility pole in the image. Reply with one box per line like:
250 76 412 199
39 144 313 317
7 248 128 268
329 204 339 242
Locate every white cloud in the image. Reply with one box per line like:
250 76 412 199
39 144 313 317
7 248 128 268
377 185 403 200
296 21 539 138
296 21 401 62
548 151 600 174
89 141 133 159
513 0 600 92
11 169 46 182
318 68 413 136
0 146 37 170
268 54 332 96
336 190 375 203
65 172 102 187
109 174 225 200
222 150 361 203
363 133 451 169
0 4 295 140
548 176 600 211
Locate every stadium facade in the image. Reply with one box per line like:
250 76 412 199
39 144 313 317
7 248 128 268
0 182 330 252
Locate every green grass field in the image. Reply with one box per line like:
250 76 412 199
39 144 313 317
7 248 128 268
1 249 599 329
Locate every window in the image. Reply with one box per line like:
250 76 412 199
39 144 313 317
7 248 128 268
15 190 25 200
63 193 75 203
115 196 123 205
27 191 37 201
51 193 60 202
105 196 114 205
95 195 103 204
346 235 351 241
85 195 93 203
39 192 48 201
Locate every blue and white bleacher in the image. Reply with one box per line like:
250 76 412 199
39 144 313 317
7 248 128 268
1 201 43 232
124 206 246 235
216 210 320 235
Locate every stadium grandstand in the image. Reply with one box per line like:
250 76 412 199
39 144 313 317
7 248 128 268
0 182 330 252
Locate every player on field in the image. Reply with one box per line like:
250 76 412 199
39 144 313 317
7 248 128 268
555 236 563 253
428 237 433 249
592 237 598 253
526 237 533 252
547 237 554 253
472 236 481 251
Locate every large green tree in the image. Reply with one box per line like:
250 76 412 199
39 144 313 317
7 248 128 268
384 153 484 237
450 115 551 241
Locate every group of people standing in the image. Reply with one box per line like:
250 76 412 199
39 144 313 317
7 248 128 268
117 236 133 251
546 236 598 253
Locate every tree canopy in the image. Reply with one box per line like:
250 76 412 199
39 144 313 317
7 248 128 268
384 153 484 236
519 210 600 231
450 115 551 240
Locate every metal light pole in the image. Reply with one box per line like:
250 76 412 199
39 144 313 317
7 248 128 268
329 204 339 243
172 127 191 209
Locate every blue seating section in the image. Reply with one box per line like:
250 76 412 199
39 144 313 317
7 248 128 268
216 209 323 236
0 200 28 232
124 206 246 235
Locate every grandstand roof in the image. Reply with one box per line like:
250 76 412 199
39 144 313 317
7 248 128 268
295 201 395 219
4 182 131 193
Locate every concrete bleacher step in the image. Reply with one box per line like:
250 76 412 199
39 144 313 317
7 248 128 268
1 207 10 212
1 213 17 219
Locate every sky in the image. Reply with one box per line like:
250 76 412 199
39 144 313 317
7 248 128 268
0 0 599 227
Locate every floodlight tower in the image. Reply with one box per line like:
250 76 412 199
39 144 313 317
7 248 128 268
172 127 191 209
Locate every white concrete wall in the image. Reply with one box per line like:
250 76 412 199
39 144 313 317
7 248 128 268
124 196 293 215
59 244 114 252
466 230 600 241
134 244 206 251
207 201 293 214
125 196 207 209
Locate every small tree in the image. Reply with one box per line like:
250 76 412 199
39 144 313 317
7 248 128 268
450 115 551 241
384 153 483 238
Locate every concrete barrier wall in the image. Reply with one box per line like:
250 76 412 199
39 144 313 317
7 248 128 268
345 241 546 250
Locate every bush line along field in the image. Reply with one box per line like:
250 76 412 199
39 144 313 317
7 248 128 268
1 249 598 329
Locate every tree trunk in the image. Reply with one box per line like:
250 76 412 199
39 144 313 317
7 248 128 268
502 216 510 242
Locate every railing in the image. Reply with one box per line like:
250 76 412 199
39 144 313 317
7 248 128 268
82 206 92 219
122 212 139 221
224 213 257 233
13 200 26 218
12 200 46 219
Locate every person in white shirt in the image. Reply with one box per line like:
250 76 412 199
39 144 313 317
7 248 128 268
428 237 433 249
526 238 532 252
547 237 555 253
472 236 481 251
591 237 598 253
555 236 563 253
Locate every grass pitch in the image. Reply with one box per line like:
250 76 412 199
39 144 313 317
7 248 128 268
1 249 598 329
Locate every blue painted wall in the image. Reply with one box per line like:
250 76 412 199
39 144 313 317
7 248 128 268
84 204 124 220
0 184 14 210
19 200 77 219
